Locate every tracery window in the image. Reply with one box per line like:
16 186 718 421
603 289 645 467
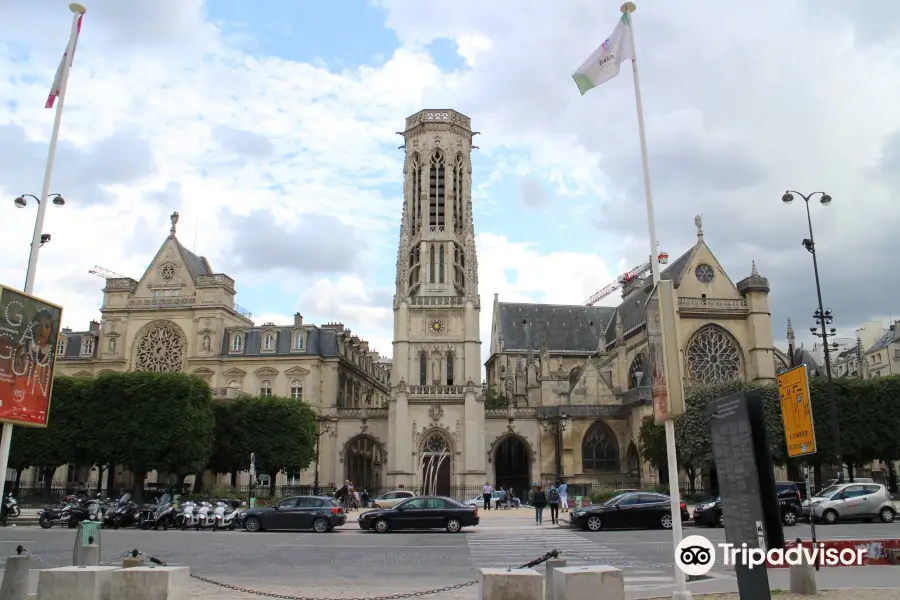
429 150 445 227
453 154 465 232
446 352 454 386
628 353 645 389
429 246 436 283
419 352 427 386
581 421 619 472
438 245 445 283
685 324 743 385
134 322 184 373
410 153 421 233
422 432 450 454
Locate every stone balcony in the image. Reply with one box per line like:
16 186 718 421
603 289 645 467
677 297 748 318
337 408 388 420
485 407 537 419
407 384 466 403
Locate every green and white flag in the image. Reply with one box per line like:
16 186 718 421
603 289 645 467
572 13 635 95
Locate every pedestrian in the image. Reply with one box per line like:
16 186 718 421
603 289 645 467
548 482 561 524
533 485 547 525
482 482 493 510
559 480 568 512
361 488 370 508
336 480 352 512
509 487 518 510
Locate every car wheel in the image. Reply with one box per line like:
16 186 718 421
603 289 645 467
718 514 725 528
312 517 330 533
880 507 895 523
586 516 602 532
822 509 838 524
661 514 673 529
10 507 20 518
446 518 462 533
374 518 390 533
244 516 262 532
783 510 798 526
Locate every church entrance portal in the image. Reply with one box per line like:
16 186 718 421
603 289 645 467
494 436 530 497
419 432 452 497
344 436 384 491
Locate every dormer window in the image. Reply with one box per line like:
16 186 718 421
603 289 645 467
231 334 244 352
263 332 276 351
56 339 65 356
293 333 304 350
81 338 94 355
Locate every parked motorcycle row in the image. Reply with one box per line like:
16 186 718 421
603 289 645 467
38 491 245 531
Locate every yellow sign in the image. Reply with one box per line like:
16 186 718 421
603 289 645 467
777 365 816 458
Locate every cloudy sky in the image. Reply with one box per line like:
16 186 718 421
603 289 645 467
1 0 898 365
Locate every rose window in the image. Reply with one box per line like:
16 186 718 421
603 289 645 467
161 264 176 281
422 433 450 454
694 263 715 284
135 322 185 373
685 324 742 385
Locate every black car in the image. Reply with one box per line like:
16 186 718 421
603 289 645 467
693 481 804 528
358 495 479 533
568 492 690 532
243 496 346 533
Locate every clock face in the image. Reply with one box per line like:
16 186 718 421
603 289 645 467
429 319 445 334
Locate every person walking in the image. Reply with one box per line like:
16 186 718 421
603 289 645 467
532 485 547 525
482 482 493 510
558 480 568 512
547 482 561 524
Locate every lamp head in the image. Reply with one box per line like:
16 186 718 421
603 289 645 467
782 192 794 204
13 196 26 208
820 194 832 206
810 327 817 334
52 195 65 207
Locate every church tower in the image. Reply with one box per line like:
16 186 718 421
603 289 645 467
388 109 485 490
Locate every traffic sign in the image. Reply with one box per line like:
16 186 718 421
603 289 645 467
777 365 817 458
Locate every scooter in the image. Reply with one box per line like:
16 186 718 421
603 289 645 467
196 502 218 530
3 493 19 519
105 494 140 529
38 503 74 529
217 500 242 530
139 493 176 530
180 502 203 530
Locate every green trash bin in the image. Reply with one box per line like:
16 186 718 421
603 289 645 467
73 521 102 566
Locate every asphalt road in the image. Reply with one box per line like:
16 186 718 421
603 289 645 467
1 518 897 598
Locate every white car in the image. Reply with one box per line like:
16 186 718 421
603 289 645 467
465 491 512 509
371 490 416 509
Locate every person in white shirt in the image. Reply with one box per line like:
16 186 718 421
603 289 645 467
482 482 493 510
558 481 568 513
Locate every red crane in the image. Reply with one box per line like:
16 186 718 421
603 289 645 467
583 252 669 306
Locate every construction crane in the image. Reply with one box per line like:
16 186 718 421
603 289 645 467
88 266 127 279
583 252 669 306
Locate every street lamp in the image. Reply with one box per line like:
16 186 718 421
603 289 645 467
782 190 844 482
14 194 65 287
541 413 569 480
313 416 335 495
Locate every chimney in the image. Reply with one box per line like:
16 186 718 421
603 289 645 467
323 322 344 332
360 341 369 353
294 313 303 326
89 320 100 332
62 327 72 333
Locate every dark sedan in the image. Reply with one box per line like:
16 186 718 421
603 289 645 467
569 492 689 532
358 495 479 533
243 496 346 533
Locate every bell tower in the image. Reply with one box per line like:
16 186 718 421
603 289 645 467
389 110 485 487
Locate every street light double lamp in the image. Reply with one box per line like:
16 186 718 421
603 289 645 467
782 190 844 483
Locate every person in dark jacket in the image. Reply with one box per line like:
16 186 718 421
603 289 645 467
532 485 547 525
547 483 561 524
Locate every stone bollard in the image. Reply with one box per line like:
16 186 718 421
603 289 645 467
78 545 100 567
789 539 817 595
110 566 190 600
553 565 625 600
37 566 118 600
544 558 567 600
480 568 542 600
0 555 31 600
121 555 144 569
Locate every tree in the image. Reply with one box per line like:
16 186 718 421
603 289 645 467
83 372 215 501
208 400 243 487
218 396 317 495
638 416 667 483
484 387 509 409
8 376 88 499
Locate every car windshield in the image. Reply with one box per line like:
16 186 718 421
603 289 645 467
815 486 840 498
603 494 628 506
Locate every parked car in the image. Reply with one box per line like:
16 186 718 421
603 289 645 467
465 490 511 509
806 483 895 524
358 495 479 533
817 478 873 494
693 481 804 528
371 490 416 509
242 496 346 533
569 492 689 532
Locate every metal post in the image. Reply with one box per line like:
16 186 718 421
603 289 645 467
803 463 819 571
313 428 322 495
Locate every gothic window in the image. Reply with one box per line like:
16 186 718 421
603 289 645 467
422 432 450 454
134 321 185 373
581 421 619 472
628 353 645 389
263 332 275 351
231 334 244 352
429 149 445 227
695 263 715 284
419 352 427 386
410 153 421 233
454 154 465 232
429 246 435 283
290 379 303 400
56 339 65 356
446 352 454 386
685 324 743 385
81 338 94 355
438 245 445 283
260 380 272 397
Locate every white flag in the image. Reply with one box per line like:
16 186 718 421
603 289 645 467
572 13 635 95
46 14 83 109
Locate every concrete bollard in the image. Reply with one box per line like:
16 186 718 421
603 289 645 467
480 568 542 600
544 558 567 600
553 565 625 600
78 545 100 567
121 555 144 569
0 555 31 600
37 566 118 600
110 566 190 600
789 540 817 595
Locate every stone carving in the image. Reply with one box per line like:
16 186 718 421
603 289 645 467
678 297 748 311
453 419 461 448
428 404 444 422
694 214 703 237
160 263 176 281
751 260 759 276
135 321 185 373
466 379 476 394
396 379 407 393
615 310 624 341
432 360 440 385
108 338 116 353
170 211 179 236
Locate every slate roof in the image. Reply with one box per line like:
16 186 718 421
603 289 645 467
57 329 99 360
497 304 616 352
173 238 212 280
867 327 897 354
220 325 339 357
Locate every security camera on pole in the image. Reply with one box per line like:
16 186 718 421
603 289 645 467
571 4 690 597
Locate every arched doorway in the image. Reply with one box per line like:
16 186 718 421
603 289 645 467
494 435 530 497
344 436 384 492
419 431 452 497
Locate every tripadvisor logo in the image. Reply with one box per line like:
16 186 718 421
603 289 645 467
675 535 866 576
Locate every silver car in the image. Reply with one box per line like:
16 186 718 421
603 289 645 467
807 483 895 524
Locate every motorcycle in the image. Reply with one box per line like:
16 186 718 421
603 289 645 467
139 493 176 530
39 503 74 529
178 501 202 530
105 494 140 529
3 493 19 519
68 496 104 528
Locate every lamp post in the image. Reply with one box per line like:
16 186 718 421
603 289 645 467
313 416 334 495
14 194 65 288
541 413 569 481
782 190 844 482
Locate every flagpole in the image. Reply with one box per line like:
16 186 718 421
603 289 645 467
0 2 87 511
621 3 691 599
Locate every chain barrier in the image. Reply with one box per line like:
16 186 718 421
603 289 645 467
100 549 140 566
15 545 60 568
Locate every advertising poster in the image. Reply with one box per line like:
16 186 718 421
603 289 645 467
0 285 63 427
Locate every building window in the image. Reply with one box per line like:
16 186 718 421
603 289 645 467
429 246 435 283
438 245 445 283
410 152 421 234
446 352 454 386
293 333 304 350
263 333 275 351
685 324 743 385
290 380 303 400
419 352 427 386
231 334 244 352
81 338 94 355
227 380 240 389
260 380 272 397
56 339 65 356
429 149 445 227
581 421 620 472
